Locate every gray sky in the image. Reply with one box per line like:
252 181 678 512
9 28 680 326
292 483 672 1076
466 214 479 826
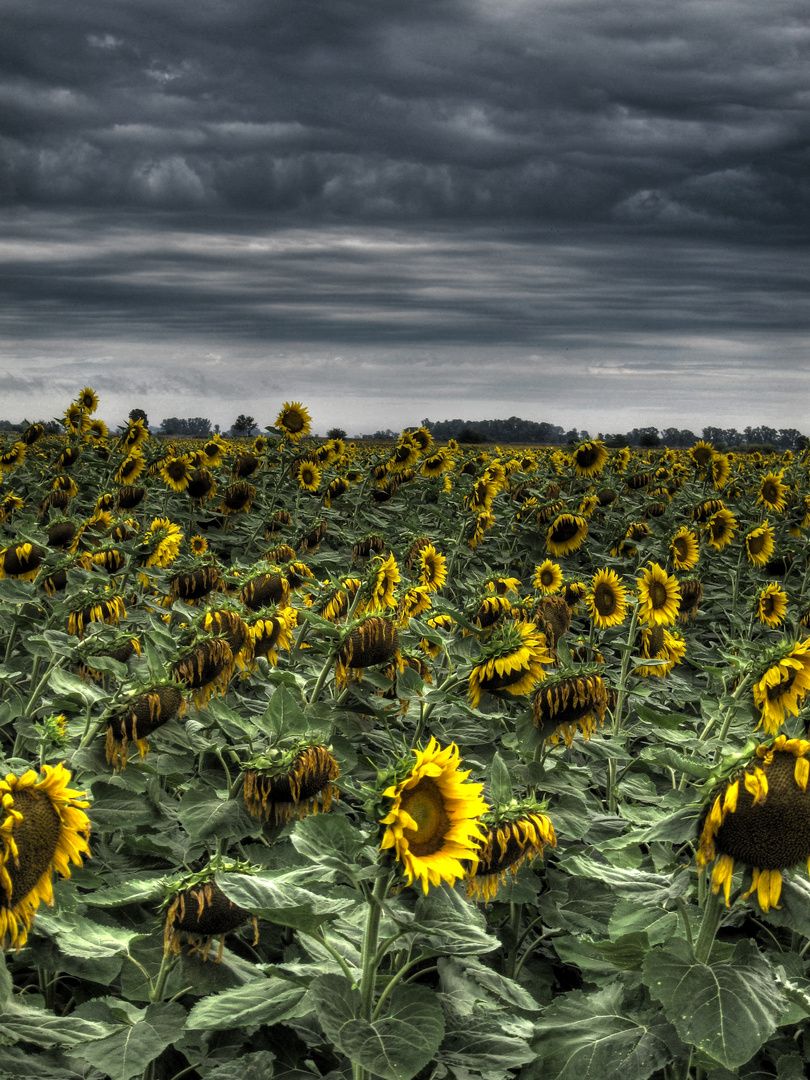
1 0 808 435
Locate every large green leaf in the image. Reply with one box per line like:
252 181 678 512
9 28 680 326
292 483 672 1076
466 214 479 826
310 974 445 1080
176 787 250 841
642 937 784 1069
528 982 675 1080
412 884 498 956
186 977 307 1031
66 1002 185 1080
437 1000 535 1080
217 871 353 931
0 997 116 1049
561 856 690 904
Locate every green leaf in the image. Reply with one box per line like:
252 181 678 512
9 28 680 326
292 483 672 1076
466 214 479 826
186 977 307 1031
413 885 498 956
84 875 169 907
639 746 714 779
258 685 309 740
176 787 249 842
561 856 690 905
66 1002 185 1080
642 937 783 1069
437 1000 535 1080
528 982 675 1080
48 665 104 705
608 900 679 946
310 974 445 1080
0 952 11 1004
204 1052 278 1080
438 956 539 1010
33 911 145 958
0 997 116 1049
290 812 367 875
489 752 513 807
217 871 353 932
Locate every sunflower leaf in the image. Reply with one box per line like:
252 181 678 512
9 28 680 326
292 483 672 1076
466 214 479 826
310 974 445 1080
185 977 307 1031
489 752 513 807
642 937 784 1069
65 1001 186 1080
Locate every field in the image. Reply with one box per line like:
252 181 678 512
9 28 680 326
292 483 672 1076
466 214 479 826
1 391 809 1080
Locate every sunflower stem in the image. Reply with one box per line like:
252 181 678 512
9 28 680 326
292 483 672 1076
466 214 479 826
505 902 523 978
607 604 639 812
149 950 178 1004
694 886 724 964
359 868 393 1021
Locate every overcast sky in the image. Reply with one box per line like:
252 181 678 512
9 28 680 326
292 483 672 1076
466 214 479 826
2 0 808 435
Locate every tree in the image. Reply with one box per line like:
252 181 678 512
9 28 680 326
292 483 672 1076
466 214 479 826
129 408 148 428
232 414 258 436
326 427 347 440
159 417 212 438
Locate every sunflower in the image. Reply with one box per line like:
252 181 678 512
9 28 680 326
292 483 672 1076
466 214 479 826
420 451 452 478
190 535 208 556
233 452 259 479
334 616 401 687
120 418 148 452
67 592 127 638
324 476 349 507
397 585 432 625
466 807 556 902
670 526 699 571
298 460 321 492
741 520 775 570
0 763 91 950
170 564 222 603
534 595 572 649
635 625 687 677
689 440 714 470
221 482 255 515
469 510 496 549
696 736 810 912
546 514 588 557
106 684 186 769
586 568 627 629
0 542 47 582
468 621 552 708
75 386 99 413
679 578 703 623
201 437 226 469
367 553 400 611
710 453 731 489
572 440 609 478
116 484 146 511
705 507 738 551
758 583 788 628
172 638 235 709
204 609 252 669
160 455 193 492
532 668 608 747
141 517 183 569
475 594 512 630
418 544 447 592
753 639 810 735
85 418 108 442
248 607 297 665
533 559 563 595
62 403 89 436
114 452 145 485
243 744 339 824
636 562 681 626
758 472 789 514
380 738 487 894
164 865 259 963
275 402 312 443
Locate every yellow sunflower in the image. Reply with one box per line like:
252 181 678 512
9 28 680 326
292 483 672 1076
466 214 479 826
758 583 788 628
276 401 312 442
636 562 681 626
758 472 788 514
468 621 552 708
298 460 321 492
466 808 556 902
160 455 193 493
380 738 488 894
635 625 687 677
745 520 776 567
572 440 608 478
0 764 91 950
142 517 183 569
704 507 738 551
586 568 627 629
711 453 731 489
418 544 447 592
533 559 563 595
75 386 99 413
368 553 401 610
670 526 699 571
115 452 145 485
753 639 810 735
546 514 588 557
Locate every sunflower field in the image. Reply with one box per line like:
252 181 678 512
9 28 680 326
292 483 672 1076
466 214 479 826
1 390 810 1080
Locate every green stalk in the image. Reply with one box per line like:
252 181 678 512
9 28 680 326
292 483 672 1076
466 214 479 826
607 604 639 812
694 887 724 964
353 868 393 1080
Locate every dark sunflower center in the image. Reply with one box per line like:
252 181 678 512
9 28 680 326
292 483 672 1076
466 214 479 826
762 481 779 503
673 537 689 559
4 789 62 908
762 595 778 618
285 412 305 433
167 461 188 481
594 582 617 616
400 777 451 857
650 581 668 608
541 569 555 587
748 533 767 554
767 668 796 701
551 519 579 542
576 447 598 468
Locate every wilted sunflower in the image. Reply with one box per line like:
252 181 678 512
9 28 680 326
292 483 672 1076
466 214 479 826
0 542 47 582
172 638 235 709
635 625 686 677
106 684 185 768
275 401 312 442
240 571 289 610
201 437 226 469
670 526 699 571
546 514 588 557
753 639 810 735
586 568 627 629
468 621 552 708
572 440 609 478
533 595 572 650
380 738 487 894
298 460 321 492
204 609 252 669
697 736 810 912
474 594 512 630
397 585 432 625
67 591 127 638
164 865 258 963
466 805 556 902
248 607 297 665
318 578 362 622
636 563 680 626
533 559 563 595
745 520 776 567
334 616 401 687
244 744 339 824
758 472 789 514
116 484 146 511
691 498 725 524
532 667 609 747
0 492 25 524
678 578 703 623
300 520 327 553
170 564 222 603
469 510 496 549
221 482 255 515
758 583 788 628
418 544 447 592
0 763 91 950
324 476 349 507
704 507 738 551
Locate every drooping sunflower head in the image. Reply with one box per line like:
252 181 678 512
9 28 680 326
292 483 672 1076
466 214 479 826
678 577 703 623
0 542 47 582
67 589 127 638
105 683 186 769
532 667 609 748
248 606 298 665
758 471 788 514
0 763 91 951
546 514 588 557
533 559 563 596
745 520 776 568
697 735 810 912
396 585 433 626
468 620 552 708
220 482 255 515
636 562 680 626
466 802 557 903
635 624 686 677
753 638 810 735
275 401 312 443
366 553 401 611
243 743 339 825
170 563 223 604
757 582 789 628
704 507 738 551
239 570 289 611
172 637 235 709
334 615 400 687
572 440 609 478
586 568 627 629
380 737 488 894
710 452 731 490
533 595 572 650
670 526 699 571
163 861 259 963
